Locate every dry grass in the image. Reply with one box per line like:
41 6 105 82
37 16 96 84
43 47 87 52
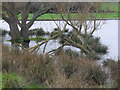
2 45 108 88
103 59 119 88
2 45 54 86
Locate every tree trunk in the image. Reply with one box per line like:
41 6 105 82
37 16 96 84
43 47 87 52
20 25 30 48
9 18 21 42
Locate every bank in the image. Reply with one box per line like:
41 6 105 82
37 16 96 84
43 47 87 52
17 13 119 21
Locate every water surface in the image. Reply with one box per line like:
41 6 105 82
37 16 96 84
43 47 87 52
0 20 118 60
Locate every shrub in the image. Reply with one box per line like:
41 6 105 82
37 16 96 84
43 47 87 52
2 45 108 88
103 59 118 87
2 45 54 87
56 52 107 86
36 28 45 36
78 59 107 85
61 58 78 78
29 28 46 36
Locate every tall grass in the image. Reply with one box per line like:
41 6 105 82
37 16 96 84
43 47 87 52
2 45 113 88
2 45 54 88
103 59 119 88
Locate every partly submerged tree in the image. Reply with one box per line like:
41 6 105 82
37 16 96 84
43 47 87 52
58 30 108 59
28 2 107 59
49 2 107 59
2 2 55 48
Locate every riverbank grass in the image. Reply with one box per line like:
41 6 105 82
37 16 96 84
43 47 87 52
17 13 119 20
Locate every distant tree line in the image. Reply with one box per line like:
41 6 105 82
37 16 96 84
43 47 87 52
30 2 97 14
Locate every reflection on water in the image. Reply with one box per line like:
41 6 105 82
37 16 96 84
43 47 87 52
0 20 118 60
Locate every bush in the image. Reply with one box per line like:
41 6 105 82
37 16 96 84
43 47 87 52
2 45 108 88
86 37 108 55
29 28 46 36
2 45 54 87
103 59 118 87
78 60 107 85
62 58 78 79
57 52 107 86
36 28 45 36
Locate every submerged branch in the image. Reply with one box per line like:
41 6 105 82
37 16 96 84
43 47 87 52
46 44 66 55
27 34 59 52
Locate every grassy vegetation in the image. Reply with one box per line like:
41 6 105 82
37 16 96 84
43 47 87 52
0 73 2 89
17 13 119 20
1 2 119 89
2 45 118 88
1 2 118 20
2 72 46 88
16 2 119 20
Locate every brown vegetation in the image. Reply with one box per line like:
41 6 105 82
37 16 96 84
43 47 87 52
2 45 110 88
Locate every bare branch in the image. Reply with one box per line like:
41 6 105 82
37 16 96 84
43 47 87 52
43 42 48 53
46 44 65 55
28 34 59 51
27 3 54 28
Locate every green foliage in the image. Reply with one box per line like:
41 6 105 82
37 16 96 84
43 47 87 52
7 39 23 43
30 37 47 42
2 73 25 88
36 28 46 36
7 37 47 43
0 73 2 90
2 72 47 88
29 28 46 36
86 37 108 55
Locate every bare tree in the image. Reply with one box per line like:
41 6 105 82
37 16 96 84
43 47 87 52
2 2 55 48
28 2 106 59
52 2 105 58
2 2 21 41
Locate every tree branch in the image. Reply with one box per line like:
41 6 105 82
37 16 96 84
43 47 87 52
46 44 66 55
28 34 59 51
59 34 90 54
27 3 54 28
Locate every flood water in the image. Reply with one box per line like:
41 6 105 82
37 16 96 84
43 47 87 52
0 20 118 60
